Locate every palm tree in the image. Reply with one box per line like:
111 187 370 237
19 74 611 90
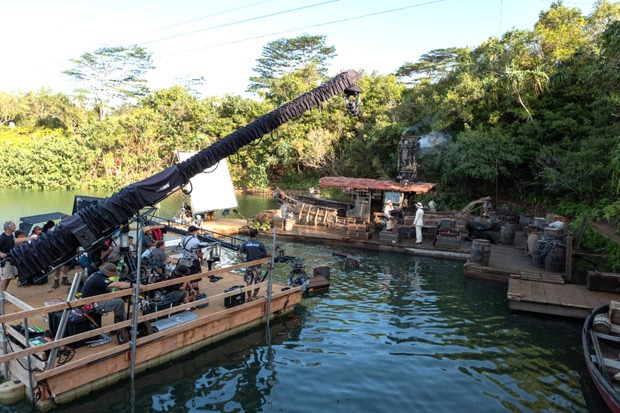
505 62 549 121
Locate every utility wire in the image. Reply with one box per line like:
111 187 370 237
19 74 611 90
141 0 340 45
64 0 163 24
158 0 446 58
117 0 275 41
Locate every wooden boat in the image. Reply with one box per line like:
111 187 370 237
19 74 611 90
582 303 620 413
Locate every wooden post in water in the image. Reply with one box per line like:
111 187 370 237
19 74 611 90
566 234 573 283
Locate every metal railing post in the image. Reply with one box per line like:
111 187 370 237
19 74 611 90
0 291 8 379
265 228 277 342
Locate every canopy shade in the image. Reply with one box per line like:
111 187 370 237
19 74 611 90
319 176 435 193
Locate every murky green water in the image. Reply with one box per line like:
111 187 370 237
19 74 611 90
0 191 589 412
0 188 275 226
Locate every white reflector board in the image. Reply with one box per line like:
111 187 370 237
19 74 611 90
177 151 238 213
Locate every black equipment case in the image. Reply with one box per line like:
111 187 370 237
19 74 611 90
224 285 245 308
48 309 102 348
143 294 183 315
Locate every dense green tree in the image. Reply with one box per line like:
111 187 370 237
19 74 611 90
396 47 464 84
533 2 588 64
64 45 154 121
248 34 336 97
0 92 24 126
19 89 86 131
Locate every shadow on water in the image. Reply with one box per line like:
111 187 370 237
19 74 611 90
52 316 302 413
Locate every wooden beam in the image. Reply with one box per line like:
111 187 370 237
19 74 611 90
0 284 298 365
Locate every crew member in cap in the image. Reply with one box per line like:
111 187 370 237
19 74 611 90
413 202 425 244
180 225 203 293
81 262 138 324
29 225 42 240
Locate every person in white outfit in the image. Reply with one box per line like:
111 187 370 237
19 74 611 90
384 200 395 231
413 202 424 244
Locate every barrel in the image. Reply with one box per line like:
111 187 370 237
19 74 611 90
272 217 284 230
532 238 548 267
519 215 534 230
544 242 566 272
593 314 612 334
499 223 516 245
471 239 491 266
543 226 563 240
284 218 295 231
533 217 547 231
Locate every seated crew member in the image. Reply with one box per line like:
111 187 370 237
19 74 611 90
150 240 168 272
384 200 396 231
162 265 195 305
81 262 140 325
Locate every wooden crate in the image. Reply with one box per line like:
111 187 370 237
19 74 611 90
398 226 413 239
348 222 371 241
306 275 330 293
610 300 620 325
379 231 401 244
435 234 460 249
588 270 620 293
272 218 284 230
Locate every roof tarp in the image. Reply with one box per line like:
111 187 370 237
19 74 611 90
177 151 238 213
19 212 64 234
319 176 435 193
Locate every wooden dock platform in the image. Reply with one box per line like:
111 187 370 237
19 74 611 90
271 220 618 319
507 276 620 319
169 215 618 320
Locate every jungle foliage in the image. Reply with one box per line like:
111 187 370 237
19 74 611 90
0 2 619 227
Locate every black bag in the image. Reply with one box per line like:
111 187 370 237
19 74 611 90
142 294 183 315
224 285 245 308
48 309 102 348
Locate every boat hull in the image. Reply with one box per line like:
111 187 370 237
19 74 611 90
583 304 620 413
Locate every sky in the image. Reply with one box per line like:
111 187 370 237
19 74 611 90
0 0 605 98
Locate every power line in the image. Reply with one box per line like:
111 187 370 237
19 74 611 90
117 0 276 41
64 0 163 24
141 0 340 45
158 0 446 59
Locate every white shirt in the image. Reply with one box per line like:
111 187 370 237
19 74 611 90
384 203 393 217
414 207 424 227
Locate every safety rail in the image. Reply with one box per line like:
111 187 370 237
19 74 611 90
0 257 273 365
147 216 245 252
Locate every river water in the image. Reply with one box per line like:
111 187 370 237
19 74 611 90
0 190 590 412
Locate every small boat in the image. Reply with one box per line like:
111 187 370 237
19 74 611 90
582 304 620 413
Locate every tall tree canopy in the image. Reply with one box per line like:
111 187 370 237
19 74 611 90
64 45 154 120
248 34 336 97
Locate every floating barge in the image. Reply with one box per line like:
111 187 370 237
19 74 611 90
0 259 301 410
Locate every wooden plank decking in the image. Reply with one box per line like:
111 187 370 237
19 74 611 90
507 276 620 319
